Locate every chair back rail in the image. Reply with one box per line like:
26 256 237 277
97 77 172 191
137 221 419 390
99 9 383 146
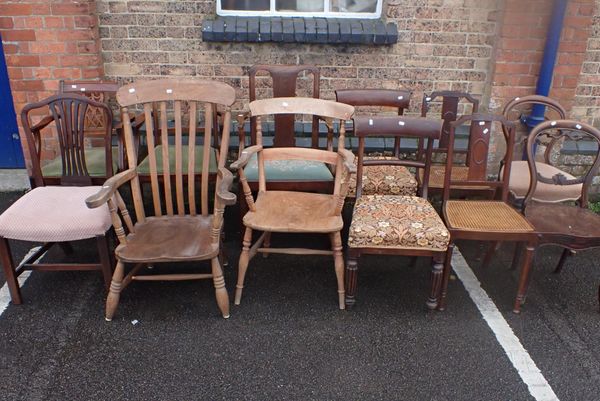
353 115 443 199
21 93 113 187
248 64 320 148
335 88 411 157
524 120 600 209
116 79 235 223
443 113 516 202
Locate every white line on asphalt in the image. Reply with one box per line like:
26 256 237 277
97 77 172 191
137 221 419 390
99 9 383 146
453 247 559 401
0 246 44 317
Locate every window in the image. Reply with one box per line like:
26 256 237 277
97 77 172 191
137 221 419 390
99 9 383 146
217 0 382 19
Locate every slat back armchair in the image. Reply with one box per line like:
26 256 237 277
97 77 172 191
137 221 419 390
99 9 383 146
518 120 600 306
346 115 449 309
418 91 481 194
85 79 237 321
438 113 537 313
335 89 418 197
0 93 115 304
230 97 355 310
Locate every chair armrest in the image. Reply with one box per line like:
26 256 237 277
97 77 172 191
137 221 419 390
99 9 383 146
339 148 357 174
230 145 262 170
30 115 55 132
216 167 237 206
85 168 137 209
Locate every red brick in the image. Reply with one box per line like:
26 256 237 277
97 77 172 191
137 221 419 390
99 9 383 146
60 54 99 67
53 67 82 79
51 3 89 16
29 41 66 54
44 16 64 29
0 17 14 29
1 29 36 41
10 80 44 91
7 67 23 80
24 17 43 29
34 30 57 41
2 43 18 54
33 67 52 79
39 55 59 66
5 54 40 67
0 4 33 16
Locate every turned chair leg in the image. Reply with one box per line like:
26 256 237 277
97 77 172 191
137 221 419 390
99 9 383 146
554 248 573 274
211 257 230 318
482 241 500 269
345 252 359 309
437 243 455 311
234 227 253 305
0 237 22 305
330 232 345 310
427 254 444 310
262 231 271 258
105 260 125 321
513 243 535 314
96 235 113 291
510 242 524 271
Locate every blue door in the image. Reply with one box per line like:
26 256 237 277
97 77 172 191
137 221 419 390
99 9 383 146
0 33 25 168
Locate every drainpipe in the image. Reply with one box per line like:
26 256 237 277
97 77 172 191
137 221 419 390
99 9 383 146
524 0 568 129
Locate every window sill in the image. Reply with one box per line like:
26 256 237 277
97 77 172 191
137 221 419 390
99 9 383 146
201 16 398 45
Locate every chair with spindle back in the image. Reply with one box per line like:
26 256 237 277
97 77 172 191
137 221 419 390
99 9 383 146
85 79 237 321
417 91 481 196
230 97 355 310
0 93 114 305
334 89 418 198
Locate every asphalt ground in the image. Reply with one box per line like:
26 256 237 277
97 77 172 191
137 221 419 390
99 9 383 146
0 190 599 400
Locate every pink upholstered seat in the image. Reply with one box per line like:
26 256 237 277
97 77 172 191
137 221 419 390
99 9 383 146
0 186 111 242
508 160 582 203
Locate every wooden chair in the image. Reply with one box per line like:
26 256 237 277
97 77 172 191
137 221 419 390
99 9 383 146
0 93 115 304
237 65 333 215
501 95 574 204
85 79 237 320
438 114 537 313
512 120 600 306
230 97 355 310
346 115 450 309
334 89 418 197
417 91 481 195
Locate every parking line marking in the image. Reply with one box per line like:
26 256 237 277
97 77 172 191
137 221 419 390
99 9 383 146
453 247 559 401
0 246 43 317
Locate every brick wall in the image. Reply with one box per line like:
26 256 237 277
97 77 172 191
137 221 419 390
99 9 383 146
0 0 103 164
98 0 501 114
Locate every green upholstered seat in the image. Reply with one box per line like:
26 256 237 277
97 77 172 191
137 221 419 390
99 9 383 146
137 145 218 175
244 153 334 182
41 147 118 177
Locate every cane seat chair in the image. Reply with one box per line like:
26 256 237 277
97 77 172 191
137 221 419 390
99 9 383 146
512 120 600 307
334 89 418 197
438 114 537 313
345 115 450 309
417 91 481 195
85 79 237 320
0 94 115 304
231 97 355 309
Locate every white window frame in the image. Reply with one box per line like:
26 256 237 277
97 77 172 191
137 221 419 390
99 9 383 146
217 0 382 19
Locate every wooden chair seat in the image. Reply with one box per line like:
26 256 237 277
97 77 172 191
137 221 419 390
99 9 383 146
0 186 111 242
444 200 534 233
525 202 600 239
116 215 218 263
348 195 449 251
243 190 343 233
506 160 582 202
137 144 218 175
42 147 119 178
243 153 334 182
347 157 417 197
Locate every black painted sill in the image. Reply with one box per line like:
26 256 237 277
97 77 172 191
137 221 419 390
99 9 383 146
201 16 398 45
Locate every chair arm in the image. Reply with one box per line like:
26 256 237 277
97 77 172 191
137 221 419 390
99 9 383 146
216 167 237 206
30 115 55 132
338 148 357 174
230 145 262 170
85 168 137 209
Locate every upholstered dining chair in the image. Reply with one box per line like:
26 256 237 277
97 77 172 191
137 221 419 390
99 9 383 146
0 93 115 304
346 115 449 309
512 120 600 309
437 114 537 313
417 91 481 196
334 89 418 198
231 97 355 310
85 79 237 321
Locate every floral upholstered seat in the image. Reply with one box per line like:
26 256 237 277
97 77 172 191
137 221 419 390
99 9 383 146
348 195 449 251
348 157 417 197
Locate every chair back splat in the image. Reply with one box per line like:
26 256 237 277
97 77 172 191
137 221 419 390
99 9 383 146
22 93 113 188
116 79 235 222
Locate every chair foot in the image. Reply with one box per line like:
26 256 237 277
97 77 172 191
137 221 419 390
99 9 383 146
426 256 444 310
345 295 356 310
331 232 345 310
234 287 243 306
338 291 345 310
105 261 124 321
235 227 253 306
104 317 112 322
345 255 358 309
211 258 230 318
0 237 23 305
